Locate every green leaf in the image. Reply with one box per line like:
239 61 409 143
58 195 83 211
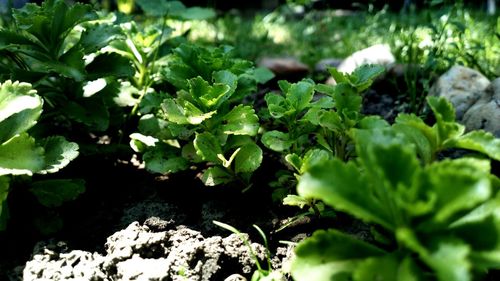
194 132 222 163
37 136 79 174
251 67 275 84
261 131 292 152
0 133 45 176
285 153 302 172
79 24 124 54
287 80 315 112
420 158 491 225
318 110 343 132
143 150 189 174
310 96 335 109
350 64 385 91
291 229 386 281
327 67 349 84
393 123 433 164
0 81 43 144
62 99 110 131
283 195 310 208
223 105 259 136
450 131 500 161
189 76 232 110
333 83 361 114
353 254 399 281
301 149 332 174
425 241 471 281
162 98 215 125
0 176 10 231
29 179 85 208
136 0 186 17
265 93 287 119
297 159 393 230
177 7 216 20
85 53 135 79
428 96 456 123
201 166 233 186
234 143 262 174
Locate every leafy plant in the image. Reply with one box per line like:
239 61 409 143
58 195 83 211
0 80 83 231
0 0 134 132
131 43 273 187
291 98 500 281
262 65 384 206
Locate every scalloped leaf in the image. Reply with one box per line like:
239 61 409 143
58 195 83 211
0 133 44 176
291 229 386 281
222 105 259 136
450 130 500 161
0 80 42 144
37 136 79 174
234 143 262 173
261 131 292 152
194 132 222 163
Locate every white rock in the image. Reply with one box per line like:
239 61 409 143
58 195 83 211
337 44 395 74
429 65 490 120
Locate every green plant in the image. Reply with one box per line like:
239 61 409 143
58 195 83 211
0 80 83 231
290 97 500 281
261 65 384 206
0 0 134 132
131 43 273 187
214 220 285 281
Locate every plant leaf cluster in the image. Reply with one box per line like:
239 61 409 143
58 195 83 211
131 43 273 186
0 80 82 231
0 0 134 132
291 96 500 281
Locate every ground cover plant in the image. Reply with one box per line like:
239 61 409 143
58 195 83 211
0 0 499 280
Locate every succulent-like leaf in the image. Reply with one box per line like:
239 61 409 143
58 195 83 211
261 131 292 152
298 158 393 230
201 166 233 186
234 143 262 173
291 229 386 281
287 80 315 112
0 81 42 144
194 132 223 163
222 105 259 136
0 133 45 176
37 136 79 174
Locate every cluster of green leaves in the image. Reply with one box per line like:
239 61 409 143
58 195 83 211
291 96 500 281
0 0 134 132
261 65 384 205
0 80 83 231
131 43 274 187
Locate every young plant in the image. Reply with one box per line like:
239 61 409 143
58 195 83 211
131 43 273 187
0 0 134 132
291 103 500 281
262 65 384 206
0 80 83 231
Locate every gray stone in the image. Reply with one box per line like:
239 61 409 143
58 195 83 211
337 44 395 74
429 65 491 120
462 78 500 137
